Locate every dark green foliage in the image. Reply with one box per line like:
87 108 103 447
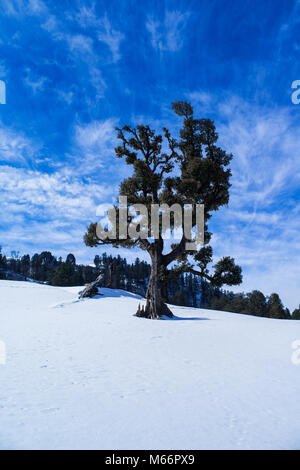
0 246 6 268
32 251 58 282
284 308 291 318
50 262 75 287
292 307 300 320
224 294 249 314
171 289 186 306
94 255 101 269
20 254 30 279
246 290 268 317
209 295 229 311
207 289 291 319
211 257 243 287
84 101 242 318
66 253 76 265
268 293 288 319
0 246 7 279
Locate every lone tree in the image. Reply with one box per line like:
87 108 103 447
84 101 242 319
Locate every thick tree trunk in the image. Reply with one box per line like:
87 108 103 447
136 249 173 319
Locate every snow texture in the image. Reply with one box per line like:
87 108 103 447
1 280 300 450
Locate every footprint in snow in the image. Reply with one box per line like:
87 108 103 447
42 407 60 413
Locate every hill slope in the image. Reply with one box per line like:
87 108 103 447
1 280 300 450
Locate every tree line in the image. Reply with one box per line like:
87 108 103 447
0 247 299 319
208 290 300 320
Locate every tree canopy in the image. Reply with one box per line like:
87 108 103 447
84 101 242 318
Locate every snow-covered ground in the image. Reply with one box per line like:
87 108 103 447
1 280 300 450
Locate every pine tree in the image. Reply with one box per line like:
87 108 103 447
30 253 41 279
224 293 248 314
50 262 74 287
0 246 7 279
66 253 76 265
38 251 57 282
94 255 101 269
246 290 268 317
268 293 286 319
0 246 7 268
292 306 300 320
84 101 242 318
20 254 30 279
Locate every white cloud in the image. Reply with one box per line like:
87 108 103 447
41 21 107 98
146 10 190 52
74 2 99 28
41 14 58 32
97 15 124 62
75 118 117 149
0 166 95 216
0 117 118 261
0 165 114 256
0 122 40 164
57 89 74 105
64 33 94 56
24 69 48 94
1 0 47 17
74 5 124 62
73 118 120 174
3 2 109 98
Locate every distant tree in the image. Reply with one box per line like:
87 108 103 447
30 253 41 279
94 255 101 269
50 262 74 286
0 246 7 278
172 288 186 306
209 295 229 311
284 308 291 319
292 306 300 320
10 250 20 259
20 254 30 279
0 246 7 268
38 251 57 282
66 253 76 265
200 279 222 308
84 101 242 318
9 256 20 274
246 290 268 317
224 294 248 314
268 293 287 319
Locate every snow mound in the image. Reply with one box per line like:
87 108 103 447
1 280 300 450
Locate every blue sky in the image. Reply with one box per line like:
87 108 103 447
0 0 300 308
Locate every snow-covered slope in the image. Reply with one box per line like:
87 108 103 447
1 280 300 450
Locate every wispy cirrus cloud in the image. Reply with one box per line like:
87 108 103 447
0 0 47 17
146 10 190 52
0 122 41 165
74 4 124 62
0 165 112 221
24 68 48 94
187 92 300 206
40 16 107 98
71 117 131 184
96 15 124 62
